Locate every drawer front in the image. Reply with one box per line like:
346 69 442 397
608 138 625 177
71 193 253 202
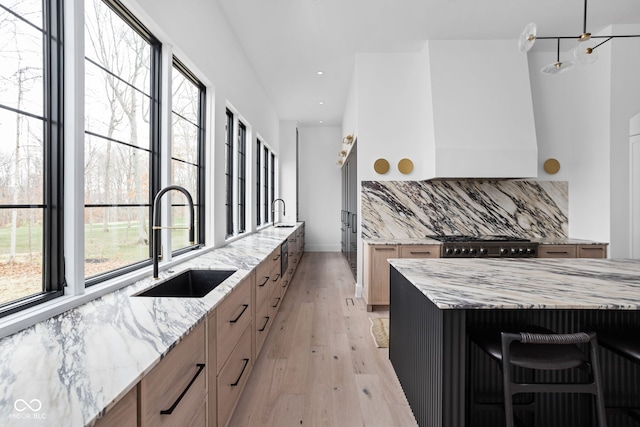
577 244 607 258
140 321 206 427
217 324 253 427
399 244 440 258
95 386 137 427
255 260 271 309
255 298 271 357
217 274 252 373
537 245 577 258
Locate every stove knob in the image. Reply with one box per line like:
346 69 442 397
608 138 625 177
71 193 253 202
445 247 453 255
479 248 487 255
469 248 477 255
454 248 461 255
511 248 518 255
527 248 536 255
518 248 524 254
461 248 469 255
500 248 508 255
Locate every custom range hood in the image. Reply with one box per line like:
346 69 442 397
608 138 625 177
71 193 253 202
424 40 538 179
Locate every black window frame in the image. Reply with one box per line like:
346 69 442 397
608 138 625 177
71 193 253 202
224 108 234 238
0 0 65 318
170 57 206 255
256 138 261 227
237 121 246 234
84 0 162 286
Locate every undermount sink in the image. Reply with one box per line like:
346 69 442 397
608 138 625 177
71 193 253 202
134 269 236 298
274 224 295 228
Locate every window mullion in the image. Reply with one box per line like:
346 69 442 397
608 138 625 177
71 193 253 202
158 45 173 263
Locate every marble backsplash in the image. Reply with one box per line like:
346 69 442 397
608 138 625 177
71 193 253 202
361 180 568 239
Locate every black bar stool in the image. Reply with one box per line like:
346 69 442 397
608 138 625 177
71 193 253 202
594 329 640 423
470 327 607 427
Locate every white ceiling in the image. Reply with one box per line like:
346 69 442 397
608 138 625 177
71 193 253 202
215 0 640 127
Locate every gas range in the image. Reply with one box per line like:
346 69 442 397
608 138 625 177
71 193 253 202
427 235 538 258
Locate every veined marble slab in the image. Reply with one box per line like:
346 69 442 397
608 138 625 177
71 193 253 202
0 224 301 426
389 258 640 310
362 180 568 239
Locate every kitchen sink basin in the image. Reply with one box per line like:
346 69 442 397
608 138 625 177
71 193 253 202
274 224 295 228
135 269 236 298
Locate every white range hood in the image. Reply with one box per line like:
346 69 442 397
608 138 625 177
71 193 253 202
424 39 538 179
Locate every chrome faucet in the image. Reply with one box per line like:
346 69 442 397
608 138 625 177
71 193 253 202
152 185 195 279
271 198 286 225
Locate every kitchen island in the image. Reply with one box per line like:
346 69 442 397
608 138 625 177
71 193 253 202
388 258 640 427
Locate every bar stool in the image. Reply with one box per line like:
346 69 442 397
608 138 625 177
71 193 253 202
594 329 640 422
470 327 607 427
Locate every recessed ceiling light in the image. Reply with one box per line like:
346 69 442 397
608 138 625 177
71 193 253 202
319 120 324 124
319 101 324 105
317 71 324 75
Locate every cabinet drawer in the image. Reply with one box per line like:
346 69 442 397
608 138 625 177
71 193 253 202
537 245 577 258
94 386 137 427
399 244 440 258
577 244 607 258
217 324 252 427
254 298 271 358
217 274 253 374
140 321 206 427
256 260 271 309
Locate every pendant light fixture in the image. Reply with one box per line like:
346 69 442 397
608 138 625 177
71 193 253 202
518 0 640 74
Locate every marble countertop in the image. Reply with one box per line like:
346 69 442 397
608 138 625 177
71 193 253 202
363 237 608 245
388 258 640 310
0 224 302 426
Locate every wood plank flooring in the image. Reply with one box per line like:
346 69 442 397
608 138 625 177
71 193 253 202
228 252 418 427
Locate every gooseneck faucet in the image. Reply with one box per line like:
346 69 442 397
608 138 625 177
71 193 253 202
271 198 286 225
152 185 195 279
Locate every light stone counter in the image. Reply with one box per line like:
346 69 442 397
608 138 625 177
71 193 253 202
0 224 303 426
388 258 640 310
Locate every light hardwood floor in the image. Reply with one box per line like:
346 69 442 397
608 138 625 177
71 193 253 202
228 252 418 427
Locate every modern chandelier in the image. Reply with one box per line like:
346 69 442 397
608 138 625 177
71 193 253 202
518 0 640 74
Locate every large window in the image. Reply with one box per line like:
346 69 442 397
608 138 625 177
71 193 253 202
0 0 64 314
171 59 205 252
84 0 160 282
224 108 248 238
256 139 276 227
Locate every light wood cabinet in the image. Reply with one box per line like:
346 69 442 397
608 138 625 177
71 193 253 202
577 244 607 258
216 272 253 374
94 386 137 427
139 321 206 427
217 322 252 427
363 244 398 311
399 244 440 258
538 244 607 259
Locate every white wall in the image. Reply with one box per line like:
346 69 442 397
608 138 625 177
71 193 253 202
126 0 280 247
279 121 298 223
298 126 342 251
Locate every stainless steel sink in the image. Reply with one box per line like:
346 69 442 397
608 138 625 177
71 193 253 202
134 269 236 298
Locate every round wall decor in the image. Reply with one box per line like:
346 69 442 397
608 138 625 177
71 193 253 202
398 158 414 174
543 158 561 174
373 158 390 174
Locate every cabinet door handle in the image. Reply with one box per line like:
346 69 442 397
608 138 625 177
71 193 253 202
273 254 281 260
547 251 569 254
581 247 601 250
230 359 250 387
258 316 270 332
229 304 249 323
409 251 431 255
259 277 269 287
282 280 288 288
272 273 280 282
272 297 281 308
376 247 396 251
160 363 205 415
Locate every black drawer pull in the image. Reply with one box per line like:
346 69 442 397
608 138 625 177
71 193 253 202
282 280 288 288
160 363 205 415
273 254 280 260
272 273 280 282
259 276 269 287
229 304 249 323
258 316 270 332
272 297 281 308
230 359 250 387
410 251 431 255
288 269 293 274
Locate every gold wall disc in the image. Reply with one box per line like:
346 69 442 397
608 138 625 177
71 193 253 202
373 158 390 174
543 158 560 174
398 158 414 174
